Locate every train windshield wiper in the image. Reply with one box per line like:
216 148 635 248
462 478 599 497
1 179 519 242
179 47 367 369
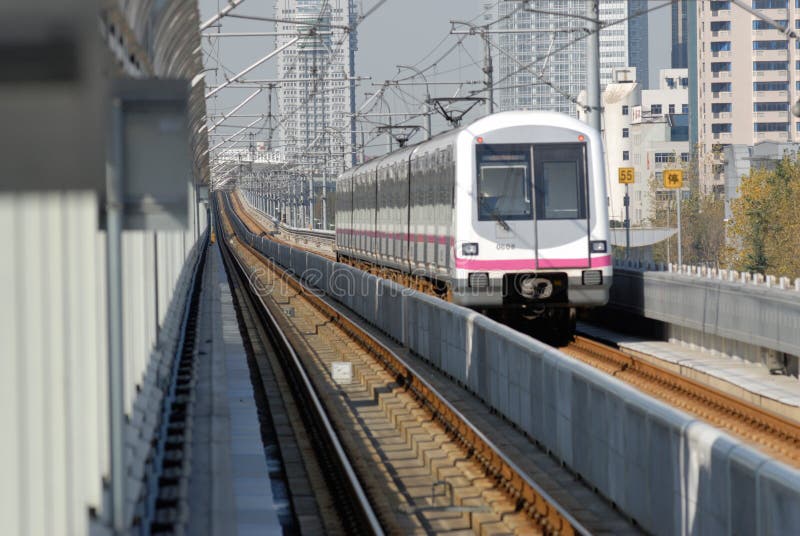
479 196 511 231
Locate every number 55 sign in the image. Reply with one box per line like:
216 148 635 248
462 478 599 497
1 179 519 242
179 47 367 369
663 169 683 189
618 167 635 184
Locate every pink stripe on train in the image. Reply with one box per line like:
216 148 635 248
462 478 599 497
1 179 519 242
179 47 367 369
454 255 612 270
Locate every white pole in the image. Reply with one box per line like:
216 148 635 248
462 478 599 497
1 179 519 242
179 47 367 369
586 0 601 131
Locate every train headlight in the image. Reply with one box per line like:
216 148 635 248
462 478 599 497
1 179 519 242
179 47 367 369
590 240 607 253
462 242 479 256
468 272 489 288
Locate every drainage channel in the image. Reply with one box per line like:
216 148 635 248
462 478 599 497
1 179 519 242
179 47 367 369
144 235 208 534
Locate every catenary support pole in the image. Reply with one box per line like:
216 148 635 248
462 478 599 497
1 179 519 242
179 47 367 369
107 97 127 534
586 0 601 131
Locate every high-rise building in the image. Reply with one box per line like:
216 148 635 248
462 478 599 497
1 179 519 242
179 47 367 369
495 1 637 116
672 0 689 68
274 0 357 170
627 0 649 89
598 1 629 88
695 0 800 194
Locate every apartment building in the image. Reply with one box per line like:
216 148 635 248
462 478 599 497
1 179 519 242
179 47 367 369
274 0 357 169
696 0 800 193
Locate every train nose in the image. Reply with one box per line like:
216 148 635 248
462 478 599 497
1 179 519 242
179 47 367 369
519 276 553 299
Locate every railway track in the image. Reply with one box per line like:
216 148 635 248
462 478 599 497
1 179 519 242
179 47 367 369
231 192 335 259
561 337 800 468
229 191 800 469
218 198 382 535
217 193 594 535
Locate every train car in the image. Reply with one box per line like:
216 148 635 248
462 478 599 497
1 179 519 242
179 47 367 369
335 111 612 334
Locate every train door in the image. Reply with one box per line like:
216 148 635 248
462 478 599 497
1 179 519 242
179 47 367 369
532 144 589 268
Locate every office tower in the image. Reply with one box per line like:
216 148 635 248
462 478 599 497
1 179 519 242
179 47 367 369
495 1 632 116
627 0 649 89
672 0 689 68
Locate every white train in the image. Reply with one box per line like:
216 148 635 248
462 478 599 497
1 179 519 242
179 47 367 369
335 111 611 333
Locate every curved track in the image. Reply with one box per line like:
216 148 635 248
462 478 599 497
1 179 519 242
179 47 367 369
219 191 594 535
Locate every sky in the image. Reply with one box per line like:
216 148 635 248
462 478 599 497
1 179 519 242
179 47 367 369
197 0 673 155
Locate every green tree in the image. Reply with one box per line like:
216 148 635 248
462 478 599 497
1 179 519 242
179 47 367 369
726 156 800 278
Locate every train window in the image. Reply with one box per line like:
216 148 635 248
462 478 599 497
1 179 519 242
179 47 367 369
533 144 587 220
476 144 532 221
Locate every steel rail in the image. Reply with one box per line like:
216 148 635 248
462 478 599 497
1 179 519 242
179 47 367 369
215 198 385 536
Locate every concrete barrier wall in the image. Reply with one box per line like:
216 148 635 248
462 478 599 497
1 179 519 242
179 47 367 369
612 267 800 371
226 193 800 535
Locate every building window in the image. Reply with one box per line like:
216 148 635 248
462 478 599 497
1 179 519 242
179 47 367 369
681 153 690 163
711 21 731 31
654 152 677 163
754 81 789 91
753 61 789 70
669 104 676 114
711 82 732 92
753 40 788 50
710 1 730 9
651 104 662 115
622 150 630 161
711 123 733 133
754 122 789 131
682 104 689 114
753 19 788 30
622 105 629 115
622 128 629 138
753 102 789 111
712 103 732 113
752 0 787 8
711 62 732 72
711 42 731 52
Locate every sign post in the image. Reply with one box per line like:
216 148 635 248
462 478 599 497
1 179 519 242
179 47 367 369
663 169 684 266
618 167 635 258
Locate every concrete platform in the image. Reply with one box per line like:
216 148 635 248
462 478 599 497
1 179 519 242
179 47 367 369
185 244 285 535
578 322 800 423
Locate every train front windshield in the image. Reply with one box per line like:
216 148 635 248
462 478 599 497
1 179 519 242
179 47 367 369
476 143 587 221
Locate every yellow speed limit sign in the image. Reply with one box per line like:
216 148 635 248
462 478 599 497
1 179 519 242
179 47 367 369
663 169 683 189
618 167 635 184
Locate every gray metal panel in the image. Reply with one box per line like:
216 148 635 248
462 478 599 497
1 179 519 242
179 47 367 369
2 190 207 533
